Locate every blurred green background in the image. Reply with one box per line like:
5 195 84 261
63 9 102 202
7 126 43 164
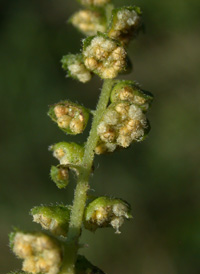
1 0 200 273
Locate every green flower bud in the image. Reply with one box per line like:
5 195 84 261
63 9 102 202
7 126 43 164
30 204 71 237
10 231 62 274
84 196 132 234
83 32 127 79
76 255 105 274
61 54 92 83
77 0 111 7
70 9 106 36
48 101 90 135
49 142 84 166
50 165 69 189
96 101 150 152
110 80 154 112
108 6 143 45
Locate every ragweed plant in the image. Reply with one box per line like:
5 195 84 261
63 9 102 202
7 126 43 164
8 1 153 274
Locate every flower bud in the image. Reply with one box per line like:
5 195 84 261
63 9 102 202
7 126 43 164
50 165 69 189
49 142 84 166
30 205 71 237
70 10 106 36
84 197 132 234
108 6 143 45
110 80 154 112
96 101 150 152
78 0 110 7
61 54 92 83
10 231 62 274
48 101 90 135
76 255 105 274
83 33 127 79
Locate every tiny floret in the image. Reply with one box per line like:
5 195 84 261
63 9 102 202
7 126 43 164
108 6 142 45
48 101 90 135
30 205 71 237
84 196 132 233
70 10 106 36
61 54 92 83
83 33 127 79
10 231 62 274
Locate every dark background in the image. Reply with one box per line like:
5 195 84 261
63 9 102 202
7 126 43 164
1 0 200 273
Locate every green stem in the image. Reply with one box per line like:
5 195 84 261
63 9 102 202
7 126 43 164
60 79 113 274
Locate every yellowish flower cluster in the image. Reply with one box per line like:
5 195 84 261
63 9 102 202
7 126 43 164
83 34 126 79
31 205 71 237
110 80 154 112
70 10 106 36
48 101 90 135
96 101 148 154
61 54 92 83
84 197 132 234
108 7 142 45
12 232 62 274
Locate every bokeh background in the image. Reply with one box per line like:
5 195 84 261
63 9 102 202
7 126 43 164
1 0 200 273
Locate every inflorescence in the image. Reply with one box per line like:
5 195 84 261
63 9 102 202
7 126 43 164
9 1 153 274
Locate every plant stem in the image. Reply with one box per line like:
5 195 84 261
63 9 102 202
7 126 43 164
60 79 113 274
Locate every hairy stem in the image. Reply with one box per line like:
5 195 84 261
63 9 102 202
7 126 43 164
60 79 113 274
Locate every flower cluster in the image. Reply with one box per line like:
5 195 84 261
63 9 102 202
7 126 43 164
70 10 106 36
30 205 71 237
61 54 92 83
95 81 153 154
83 33 127 79
10 232 62 274
108 7 142 45
96 101 148 153
50 142 84 166
110 80 153 112
48 100 90 135
84 197 132 234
